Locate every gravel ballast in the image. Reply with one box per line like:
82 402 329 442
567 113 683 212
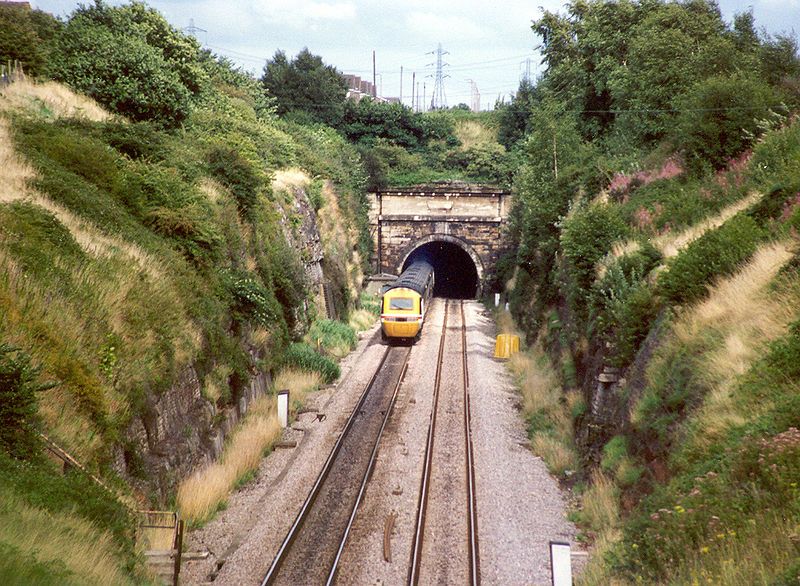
181 300 582 585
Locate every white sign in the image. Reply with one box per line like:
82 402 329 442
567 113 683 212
494 293 500 307
277 390 289 428
550 541 572 586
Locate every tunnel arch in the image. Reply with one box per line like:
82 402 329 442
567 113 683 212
399 234 483 298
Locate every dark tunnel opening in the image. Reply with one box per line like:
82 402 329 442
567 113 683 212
403 241 479 299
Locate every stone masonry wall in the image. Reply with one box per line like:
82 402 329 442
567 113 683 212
369 185 512 288
116 352 271 502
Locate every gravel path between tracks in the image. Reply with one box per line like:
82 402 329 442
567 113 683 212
337 300 582 585
182 301 582 585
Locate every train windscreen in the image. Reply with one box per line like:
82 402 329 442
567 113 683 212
389 297 414 310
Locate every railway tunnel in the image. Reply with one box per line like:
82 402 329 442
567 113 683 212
370 184 511 298
402 239 479 299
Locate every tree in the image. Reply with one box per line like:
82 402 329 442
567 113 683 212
674 74 781 173
199 51 276 120
261 48 347 126
49 0 206 126
496 78 540 149
0 4 62 77
0 345 53 460
759 34 800 91
610 1 738 144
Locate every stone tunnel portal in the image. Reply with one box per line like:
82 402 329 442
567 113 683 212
402 239 479 299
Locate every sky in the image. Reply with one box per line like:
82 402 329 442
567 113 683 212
30 0 800 110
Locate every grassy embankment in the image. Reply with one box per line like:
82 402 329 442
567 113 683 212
504 117 800 583
177 309 380 526
0 76 375 579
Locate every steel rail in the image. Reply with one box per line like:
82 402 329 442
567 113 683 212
326 350 411 585
261 344 393 586
461 300 481 586
407 300 450 585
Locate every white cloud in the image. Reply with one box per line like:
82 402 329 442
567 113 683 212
405 11 486 41
253 0 357 28
307 1 357 20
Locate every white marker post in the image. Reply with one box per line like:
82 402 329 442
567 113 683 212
550 541 572 586
494 293 500 307
277 390 289 429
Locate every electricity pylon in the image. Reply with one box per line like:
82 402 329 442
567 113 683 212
426 43 449 110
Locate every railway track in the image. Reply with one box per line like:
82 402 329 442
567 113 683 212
408 299 480 585
261 344 410 586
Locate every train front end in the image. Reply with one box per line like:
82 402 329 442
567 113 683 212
381 287 423 339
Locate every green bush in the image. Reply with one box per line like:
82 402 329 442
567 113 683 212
674 74 781 174
463 143 512 186
207 146 262 219
0 452 135 553
561 203 629 318
101 121 168 162
748 118 800 189
657 214 764 305
0 202 85 288
226 271 281 329
282 343 340 383
307 178 325 211
307 320 357 356
620 176 743 234
594 273 661 368
746 182 800 227
0 345 53 460
49 1 205 126
591 243 662 367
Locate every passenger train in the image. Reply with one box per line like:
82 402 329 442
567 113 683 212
380 261 435 342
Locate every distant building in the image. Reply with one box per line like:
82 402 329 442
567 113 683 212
343 73 397 104
343 74 375 102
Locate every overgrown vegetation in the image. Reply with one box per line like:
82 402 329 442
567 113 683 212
495 0 800 582
0 0 374 579
6 0 800 581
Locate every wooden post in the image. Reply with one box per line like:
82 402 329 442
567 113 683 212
173 519 184 586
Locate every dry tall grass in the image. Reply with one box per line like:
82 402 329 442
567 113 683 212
571 471 624 584
654 191 763 258
580 470 621 534
0 487 132 585
454 119 496 149
272 367 322 408
177 368 322 525
177 397 282 525
0 118 36 201
272 167 310 193
603 192 765 274
669 240 797 447
505 317 582 475
575 528 626 586
1 80 111 121
348 308 376 332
